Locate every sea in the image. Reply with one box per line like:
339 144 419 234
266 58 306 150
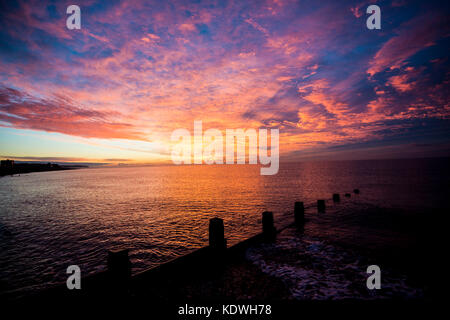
0 158 448 298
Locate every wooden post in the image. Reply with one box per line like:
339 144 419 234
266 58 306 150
354 189 360 194
294 202 304 226
209 218 226 250
333 193 340 202
107 249 131 293
317 200 325 213
262 211 276 241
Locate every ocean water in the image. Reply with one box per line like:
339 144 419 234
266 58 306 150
0 158 448 297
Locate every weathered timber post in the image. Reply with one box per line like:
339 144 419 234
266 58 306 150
209 217 227 250
317 200 326 213
333 193 340 202
294 202 305 226
262 211 276 241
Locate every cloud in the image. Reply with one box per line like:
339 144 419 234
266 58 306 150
245 18 270 36
367 13 449 77
388 74 416 92
0 85 146 140
0 0 449 161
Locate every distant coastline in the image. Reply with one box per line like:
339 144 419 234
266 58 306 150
0 159 88 177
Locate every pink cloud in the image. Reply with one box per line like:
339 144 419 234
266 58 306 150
387 74 416 92
0 86 146 140
367 13 447 76
1 0 449 161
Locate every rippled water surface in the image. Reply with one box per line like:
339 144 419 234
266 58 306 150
0 158 448 296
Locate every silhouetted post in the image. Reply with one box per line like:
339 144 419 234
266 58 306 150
294 202 305 226
209 218 226 250
345 193 351 198
333 193 340 202
262 211 276 241
354 189 360 194
317 200 325 213
107 249 131 293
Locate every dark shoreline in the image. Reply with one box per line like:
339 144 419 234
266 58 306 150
0 162 87 177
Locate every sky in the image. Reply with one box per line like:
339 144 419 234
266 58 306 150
0 0 449 164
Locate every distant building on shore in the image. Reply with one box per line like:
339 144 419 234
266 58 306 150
1 159 14 168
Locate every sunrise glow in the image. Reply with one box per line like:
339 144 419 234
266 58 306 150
1 0 449 164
